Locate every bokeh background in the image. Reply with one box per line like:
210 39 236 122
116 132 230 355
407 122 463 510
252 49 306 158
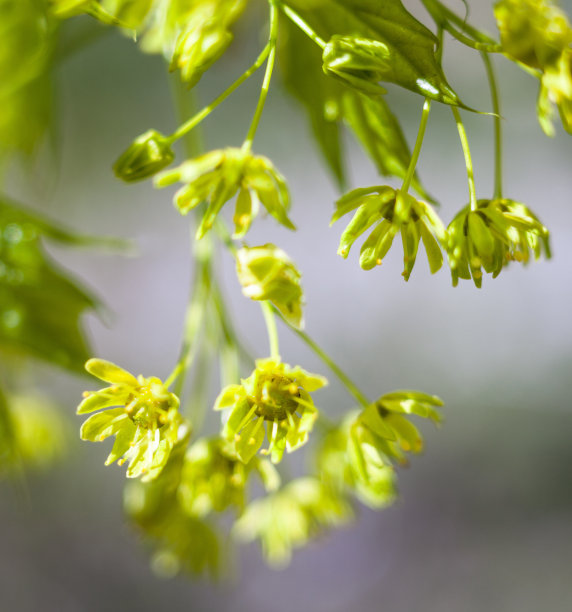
1 1 572 610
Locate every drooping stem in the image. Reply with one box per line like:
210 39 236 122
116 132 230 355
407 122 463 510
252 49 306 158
167 43 271 144
261 301 280 359
276 1 327 49
421 0 501 48
272 306 371 409
165 236 212 394
401 98 431 194
452 106 478 211
242 0 279 151
482 52 503 199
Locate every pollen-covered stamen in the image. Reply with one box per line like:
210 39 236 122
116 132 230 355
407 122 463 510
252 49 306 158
252 374 300 420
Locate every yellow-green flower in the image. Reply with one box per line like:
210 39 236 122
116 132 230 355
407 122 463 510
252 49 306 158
447 198 551 287
318 391 442 508
214 358 327 464
332 186 447 279
169 0 246 87
538 47 572 134
233 477 353 567
236 244 304 329
155 147 296 239
495 0 572 134
178 437 280 517
78 358 189 481
495 0 572 69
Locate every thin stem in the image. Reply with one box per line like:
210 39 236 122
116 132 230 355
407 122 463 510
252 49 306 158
165 237 212 393
401 98 431 194
481 52 503 199
276 1 326 49
272 306 371 409
166 43 271 144
242 0 279 151
452 106 478 211
261 301 280 359
421 0 499 46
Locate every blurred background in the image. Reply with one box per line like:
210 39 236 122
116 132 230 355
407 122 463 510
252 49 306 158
1 1 572 610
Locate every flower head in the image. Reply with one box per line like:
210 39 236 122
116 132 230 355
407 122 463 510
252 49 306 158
322 35 390 95
233 477 352 567
236 244 304 328
78 358 188 481
155 147 295 239
214 358 327 464
113 130 175 183
495 0 572 134
178 437 280 517
332 186 447 280
447 198 551 287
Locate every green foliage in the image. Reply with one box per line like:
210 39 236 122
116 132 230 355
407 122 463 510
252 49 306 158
0 198 96 372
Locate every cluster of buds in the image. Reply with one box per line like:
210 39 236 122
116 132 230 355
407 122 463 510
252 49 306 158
214 358 326 464
78 359 188 481
332 185 447 280
236 244 304 328
155 147 296 239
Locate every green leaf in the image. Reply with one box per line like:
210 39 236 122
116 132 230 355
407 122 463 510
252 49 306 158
341 91 432 200
279 15 346 186
285 0 465 105
0 198 98 373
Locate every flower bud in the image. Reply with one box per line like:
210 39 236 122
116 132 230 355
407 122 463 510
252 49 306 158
236 244 304 329
113 130 175 183
322 35 390 95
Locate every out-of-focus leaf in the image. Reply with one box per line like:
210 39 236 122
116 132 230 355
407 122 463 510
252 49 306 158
284 0 465 105
340 91 432 200
0 0 57 162
0 197 98 372
279 15 345 186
